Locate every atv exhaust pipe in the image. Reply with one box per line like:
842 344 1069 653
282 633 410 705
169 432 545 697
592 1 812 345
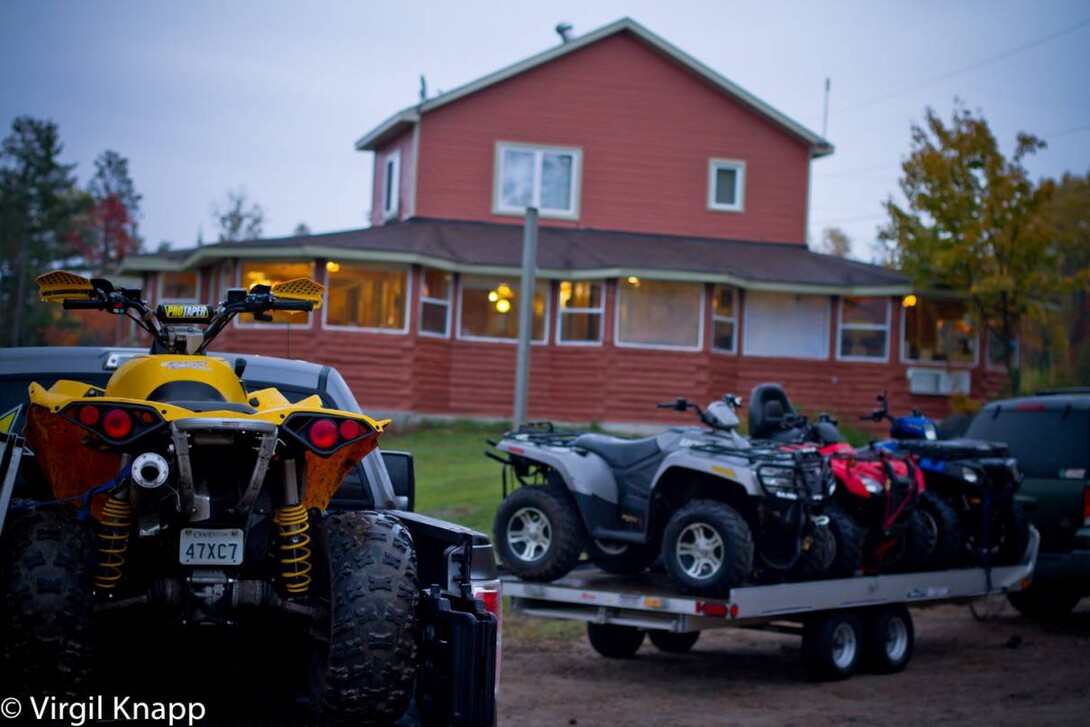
132 452 170 489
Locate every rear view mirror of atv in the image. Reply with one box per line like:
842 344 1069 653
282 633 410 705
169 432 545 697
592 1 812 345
383 450 416 512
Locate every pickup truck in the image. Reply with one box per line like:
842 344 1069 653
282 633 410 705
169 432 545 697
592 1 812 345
0 346 499 726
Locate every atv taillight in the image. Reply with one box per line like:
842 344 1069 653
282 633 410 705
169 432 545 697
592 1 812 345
78 405 100 426
339 419 361 440
309 419 338 449
102 409 132 439
1083 485 1090 528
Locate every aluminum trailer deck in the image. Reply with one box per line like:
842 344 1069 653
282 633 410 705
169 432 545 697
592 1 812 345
503 527 1039 680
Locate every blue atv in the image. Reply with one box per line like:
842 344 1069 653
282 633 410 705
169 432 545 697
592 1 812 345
863 392 1030 566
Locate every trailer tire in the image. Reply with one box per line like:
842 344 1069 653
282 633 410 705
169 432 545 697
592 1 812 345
0 505 95 698
661 500 753 597
796 505 863 581
308 511 418 724
586 623 644 658
862 604 914 674
918 491 962 570
495 485 584 581
647 630 700 653
801 612 862 681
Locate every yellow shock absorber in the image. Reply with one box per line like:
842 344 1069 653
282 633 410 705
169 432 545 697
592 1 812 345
273 503 312 595
95 495 134 590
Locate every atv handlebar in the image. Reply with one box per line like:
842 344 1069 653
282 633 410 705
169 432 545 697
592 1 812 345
268 300 314 312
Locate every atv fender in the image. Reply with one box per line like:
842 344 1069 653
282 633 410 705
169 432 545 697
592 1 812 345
497 440 619 504
650 447 761 495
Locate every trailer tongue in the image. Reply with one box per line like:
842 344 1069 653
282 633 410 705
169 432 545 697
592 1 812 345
503 527 1038 681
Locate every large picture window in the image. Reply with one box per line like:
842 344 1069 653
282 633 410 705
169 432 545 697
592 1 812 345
325 261 408 332
458 275 547 342
159 271 199 303
616 278 703 350
902 298 976 364
711 285 738 353
743 292 830 359
494 142 581 219
419 268 453 337
557 280 603 345
837 297 890 361
238 261 315 325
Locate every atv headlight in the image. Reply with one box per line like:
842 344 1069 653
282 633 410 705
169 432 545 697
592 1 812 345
859 475 885 495
758 466 799 499
961 467 979 484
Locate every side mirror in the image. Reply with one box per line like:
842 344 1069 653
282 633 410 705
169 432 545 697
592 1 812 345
382 450 416 512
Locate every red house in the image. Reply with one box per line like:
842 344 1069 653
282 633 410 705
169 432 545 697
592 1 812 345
124 18 1005 429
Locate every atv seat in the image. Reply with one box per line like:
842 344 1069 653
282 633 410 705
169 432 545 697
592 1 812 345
572 433 661 469
168 401 257 414
749 383 797 440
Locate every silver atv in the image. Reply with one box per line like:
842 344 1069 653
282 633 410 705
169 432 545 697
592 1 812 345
488 396 863 597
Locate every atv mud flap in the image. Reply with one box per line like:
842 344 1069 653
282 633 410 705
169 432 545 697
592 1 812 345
0 432 25 538
416 586 498 727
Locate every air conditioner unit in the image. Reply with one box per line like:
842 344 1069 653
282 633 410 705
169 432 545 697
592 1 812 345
906 368 970 396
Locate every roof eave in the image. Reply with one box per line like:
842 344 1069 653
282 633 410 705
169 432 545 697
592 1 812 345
354 109 420 151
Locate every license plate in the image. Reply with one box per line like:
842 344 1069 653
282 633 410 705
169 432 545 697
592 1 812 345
179 528 244 565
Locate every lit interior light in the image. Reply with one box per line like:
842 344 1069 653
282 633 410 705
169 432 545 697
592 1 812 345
488 291 499 302
326 261 341 273
496 299 512 313
902 294 918 308
627 276 640 286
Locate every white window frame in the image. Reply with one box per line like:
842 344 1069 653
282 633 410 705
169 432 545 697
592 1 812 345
836 297 891 363
556 280 605 347
711 285 738 355
321 261 411 335
233 260 316 330
707 158 746 213
493 141 582 220
741 292 830 360
382 149 401 220
614 280 705 352
455 275 550 345
418 267 454 339
156 270 201 305
899 299 979 367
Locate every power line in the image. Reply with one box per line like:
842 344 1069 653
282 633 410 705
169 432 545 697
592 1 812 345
836 16 1090 114
1044 124 1090 140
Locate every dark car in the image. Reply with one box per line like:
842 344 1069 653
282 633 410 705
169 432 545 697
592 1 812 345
964 391 1090 617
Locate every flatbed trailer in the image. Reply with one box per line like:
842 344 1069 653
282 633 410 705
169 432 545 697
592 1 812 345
503 527 1039 680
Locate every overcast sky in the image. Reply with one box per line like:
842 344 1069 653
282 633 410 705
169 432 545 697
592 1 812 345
2 0 1088 262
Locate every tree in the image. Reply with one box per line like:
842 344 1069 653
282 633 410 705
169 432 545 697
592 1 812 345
818 227 852 258
212 189 263 243
68 150 142 272
293 222 311 236
0 116 85 346
879 102 1060 395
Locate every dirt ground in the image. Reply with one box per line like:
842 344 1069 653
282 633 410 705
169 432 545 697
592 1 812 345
499 598 1090 726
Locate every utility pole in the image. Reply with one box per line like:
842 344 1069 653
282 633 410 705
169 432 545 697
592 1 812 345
513 208 539 428
822 77 831 139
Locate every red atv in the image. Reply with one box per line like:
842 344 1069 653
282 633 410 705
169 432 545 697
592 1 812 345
748 384 960 572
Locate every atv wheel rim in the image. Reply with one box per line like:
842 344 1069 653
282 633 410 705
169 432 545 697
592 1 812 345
507 507 552 563
831 622 858 669
884 617 909 663
918 510 939 555
594 539 628 556
676 523 725 580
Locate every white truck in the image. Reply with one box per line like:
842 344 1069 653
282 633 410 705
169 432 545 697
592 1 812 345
502 529 1038 681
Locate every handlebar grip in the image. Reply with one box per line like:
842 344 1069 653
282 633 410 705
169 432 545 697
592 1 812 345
62 299 104 310
272 300 314 311
657 402 675 409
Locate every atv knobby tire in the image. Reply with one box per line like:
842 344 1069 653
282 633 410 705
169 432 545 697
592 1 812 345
796 505 864 581
661 499 753 597
308 511 419 725
995 500 1031 566
0 505 95 697
494 485 584 581
917 490 962 570
880 509 933 573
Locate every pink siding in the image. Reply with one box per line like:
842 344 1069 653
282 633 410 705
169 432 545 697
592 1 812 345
412 32 811 243
370 131 415 227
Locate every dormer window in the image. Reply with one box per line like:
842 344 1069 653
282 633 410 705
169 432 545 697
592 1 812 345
708 159 746 212
382 149 401 219
494 142 581 219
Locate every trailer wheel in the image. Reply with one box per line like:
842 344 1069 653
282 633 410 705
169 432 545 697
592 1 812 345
494 485 584 581
801 612 862 681
647 630 700 653
586 623 645 658
862 605 914 673
661 500 753 597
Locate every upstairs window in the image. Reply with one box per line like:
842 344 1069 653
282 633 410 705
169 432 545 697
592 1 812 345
711 285 738 353
458 274 547 342
382 149 401 219
708 159 746 212
838 297 890 361
557 280 604 345
238 261 314 325
159 271 199 303
902 297 976 364
325 261 408 332
419 268 453 337
494 142 581 219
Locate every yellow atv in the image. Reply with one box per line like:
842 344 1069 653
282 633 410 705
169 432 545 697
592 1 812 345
1 272 418 723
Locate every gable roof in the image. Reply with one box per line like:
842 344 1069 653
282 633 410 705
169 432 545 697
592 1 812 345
355 18 833 158
121 218 905 296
